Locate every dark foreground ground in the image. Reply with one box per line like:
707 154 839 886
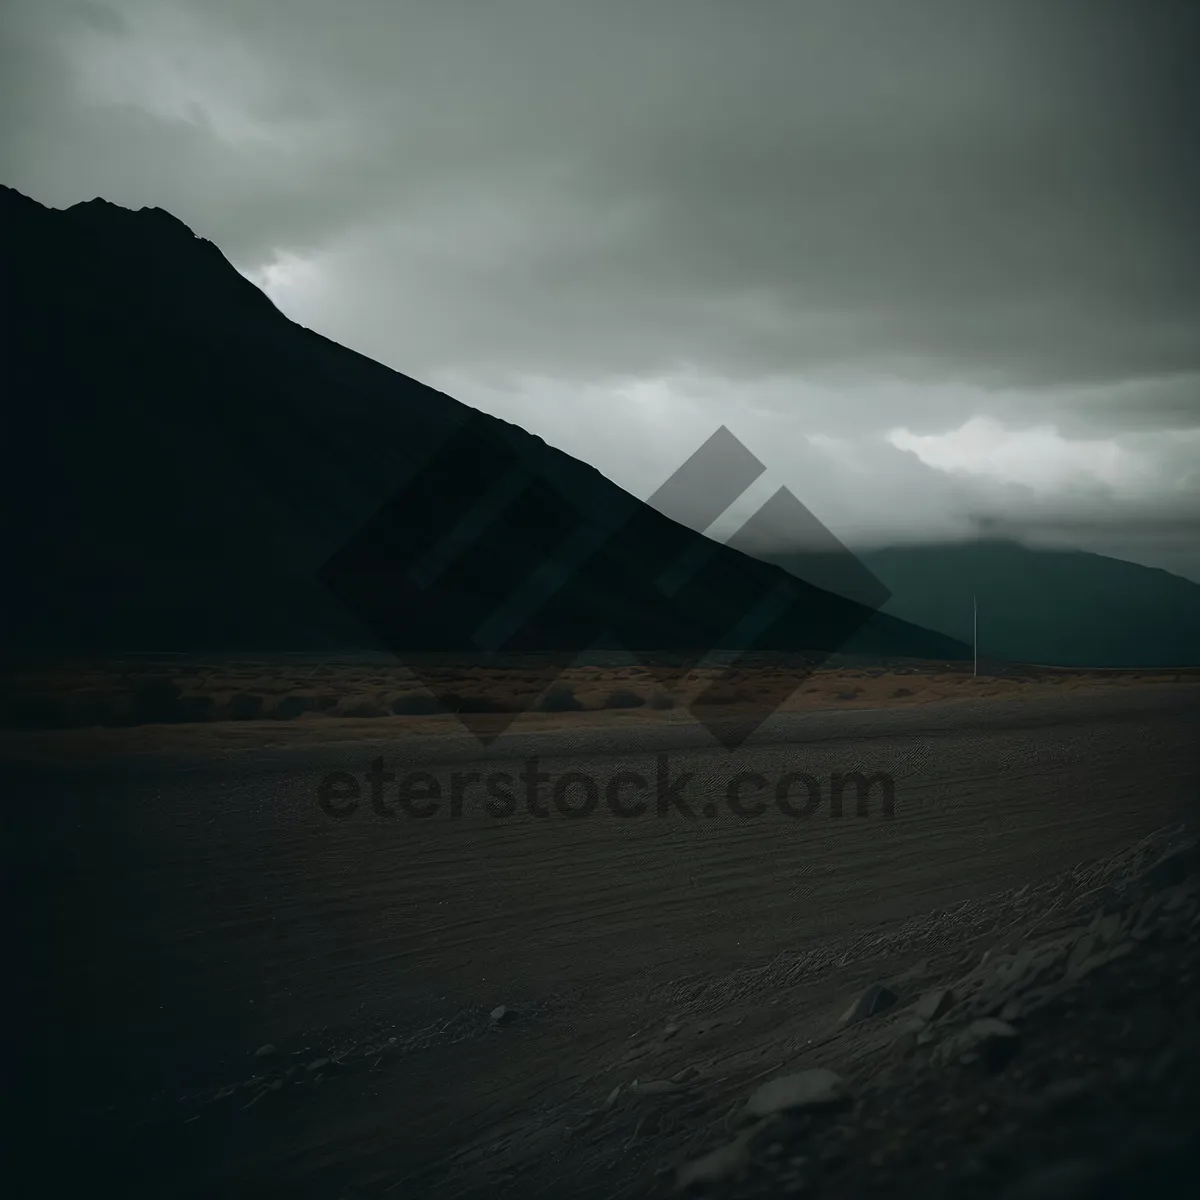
6 686 1199 1197
650 824 1200 1200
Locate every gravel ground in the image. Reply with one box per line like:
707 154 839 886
11 696 1195 1199
418 825 1200 1200
649 826 1200 1200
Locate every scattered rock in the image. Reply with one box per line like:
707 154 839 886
982 942 1019 966
914 987 954 1022
743 1069 850 1120
1067 940 1137 982
1065 933 1098 977
253 1044 277 1059
663 1022 681 1040
1089 911 1124 947
675 1132 754 1192
968 941 1073 1016
1136 844 1200 892
490 1005 518 1025
1131 894 1166 940
939 1018 1020 1070
891 1016 928 1060
637 826 1195 1199
840 983 898 1026
306 1057 330 1073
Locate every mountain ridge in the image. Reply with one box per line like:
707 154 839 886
762 538 1200 668
2 184 969 668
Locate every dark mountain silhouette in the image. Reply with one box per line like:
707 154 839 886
764 539 1200 668
1 184 969 667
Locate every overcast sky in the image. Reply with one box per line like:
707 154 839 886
4 0 1199 579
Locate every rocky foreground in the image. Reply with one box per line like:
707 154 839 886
418 823 1199 1199
654 826 1200 1200
68 822 1199 1198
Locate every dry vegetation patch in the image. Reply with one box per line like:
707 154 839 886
0 656 1187 737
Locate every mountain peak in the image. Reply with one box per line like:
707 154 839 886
765 540 1200 668
2 184 283 327
1 186 201 238
66 194 204 240
2 186 971 676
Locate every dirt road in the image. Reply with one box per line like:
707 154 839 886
8 685 1198 1196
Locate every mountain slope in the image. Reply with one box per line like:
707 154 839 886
764 539 1200 668
1 184 969 666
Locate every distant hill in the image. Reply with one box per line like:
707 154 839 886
763 539 1200 668
0 185 969 668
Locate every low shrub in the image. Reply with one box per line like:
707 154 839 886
66 688 127 727
391 691 442 716
443 692 522 714
271 694 319 720
176 694 216 722
130 677 184 724
226 692 266 720
536 682 583 712
335 697 388 718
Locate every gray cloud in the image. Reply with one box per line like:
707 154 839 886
3 0 1198 577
